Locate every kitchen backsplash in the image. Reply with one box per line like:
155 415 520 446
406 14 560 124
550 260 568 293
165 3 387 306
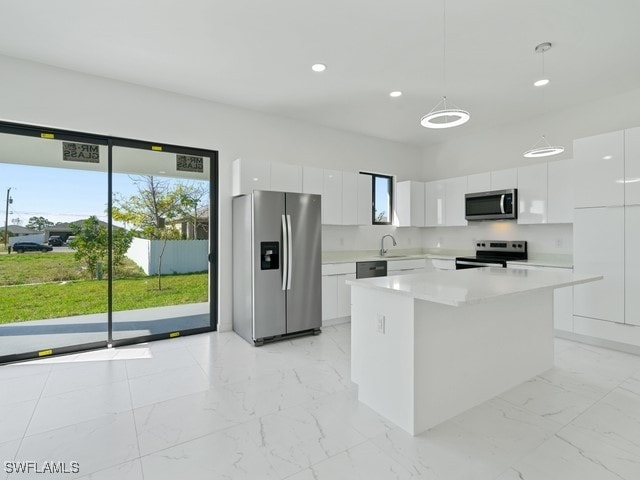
322 225 423 252
322 222 572 256
421 222 573 255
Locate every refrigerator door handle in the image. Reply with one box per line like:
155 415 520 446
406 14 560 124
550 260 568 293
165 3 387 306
281 214 288 291
286 214 293 290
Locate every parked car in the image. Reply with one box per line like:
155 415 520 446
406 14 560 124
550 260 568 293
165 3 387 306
12 242 54 253
48 236 64 246
65 235 77 245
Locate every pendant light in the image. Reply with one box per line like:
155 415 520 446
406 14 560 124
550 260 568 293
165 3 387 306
420 0 470 129
523 42 564 158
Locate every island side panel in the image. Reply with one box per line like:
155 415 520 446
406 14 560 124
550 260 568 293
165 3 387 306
413 288 554 434
350 285 415 433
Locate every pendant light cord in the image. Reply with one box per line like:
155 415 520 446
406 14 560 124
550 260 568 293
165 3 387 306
442 0 447 93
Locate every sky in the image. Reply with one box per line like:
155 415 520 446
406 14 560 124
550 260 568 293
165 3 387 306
0 163 209 227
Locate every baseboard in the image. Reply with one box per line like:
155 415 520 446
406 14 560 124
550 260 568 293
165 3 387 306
322 316 351 327
555 329 640 356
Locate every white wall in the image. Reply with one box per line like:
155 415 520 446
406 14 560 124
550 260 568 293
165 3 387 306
422 223 572 257
421 87 640 180
126 238 208 276
0 55 423 331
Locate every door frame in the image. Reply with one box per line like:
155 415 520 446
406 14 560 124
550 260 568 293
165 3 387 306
0 120 219 363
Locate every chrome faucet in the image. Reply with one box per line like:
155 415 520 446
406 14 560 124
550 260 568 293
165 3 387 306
380 234 397 256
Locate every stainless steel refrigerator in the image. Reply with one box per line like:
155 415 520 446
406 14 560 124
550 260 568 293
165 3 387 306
233 190 322 345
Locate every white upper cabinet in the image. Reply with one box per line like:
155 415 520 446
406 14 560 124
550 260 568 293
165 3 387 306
232 158 270 196
490 168 517 190
547 159 574 223
396 181 425 227
444 176 468 226
573 206 625 324
467 173 491 193
573 130 624 208
302 166 324 195
270 162 302 193
357 174 372 225
625 127 640 206
517 163 547 224
341 171 358 225
625 205 640 326
322 169 343 225
425 180 446 227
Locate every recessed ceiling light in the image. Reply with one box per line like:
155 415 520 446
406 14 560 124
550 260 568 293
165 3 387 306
603 155 613 160
534 79 549 87
311 63 326 72
159 170 166 174
389 91 403 98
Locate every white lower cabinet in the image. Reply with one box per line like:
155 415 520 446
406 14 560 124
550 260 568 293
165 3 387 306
336 273 355 318
388 259 427 275
626 205 640 326
321 275 338 321
430 258 455 270
507 264 573 331
322 263 356 321
573 206 625 324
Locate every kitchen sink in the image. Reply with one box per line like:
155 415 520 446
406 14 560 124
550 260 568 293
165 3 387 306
377 255 408 259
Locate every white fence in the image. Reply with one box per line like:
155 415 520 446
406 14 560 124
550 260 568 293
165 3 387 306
9 233 45 246
125 237 208 276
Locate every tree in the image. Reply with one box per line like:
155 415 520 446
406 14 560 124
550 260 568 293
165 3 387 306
112 176 185 290
10 218 22 226
112 176 183 239
112 228 134 276
26 216 54 231
70 216 107 279
175 182 208 239
68 217 133 279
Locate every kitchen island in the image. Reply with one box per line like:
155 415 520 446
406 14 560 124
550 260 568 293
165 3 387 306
347 267 601 435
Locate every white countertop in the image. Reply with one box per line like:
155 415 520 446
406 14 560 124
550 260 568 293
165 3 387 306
322 248 470 264
346 267 600 307
322 250 573 268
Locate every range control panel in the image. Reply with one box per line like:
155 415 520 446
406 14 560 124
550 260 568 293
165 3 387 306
475 240 527 254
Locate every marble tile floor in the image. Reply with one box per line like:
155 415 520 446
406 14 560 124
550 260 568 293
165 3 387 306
1 323 640 479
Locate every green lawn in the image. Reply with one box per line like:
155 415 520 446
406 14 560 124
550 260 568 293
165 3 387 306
0 273 208 323
0 252 144 286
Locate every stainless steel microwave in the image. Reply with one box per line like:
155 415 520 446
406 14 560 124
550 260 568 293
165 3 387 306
465 189 517 221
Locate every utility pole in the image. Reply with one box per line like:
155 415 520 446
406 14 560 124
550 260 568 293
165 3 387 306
4 187 11 251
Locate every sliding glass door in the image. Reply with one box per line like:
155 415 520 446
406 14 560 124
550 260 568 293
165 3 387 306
110 141 214 344
0 127 109 361
0 122 218 363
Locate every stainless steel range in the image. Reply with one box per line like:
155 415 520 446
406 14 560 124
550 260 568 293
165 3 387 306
455 240 527 269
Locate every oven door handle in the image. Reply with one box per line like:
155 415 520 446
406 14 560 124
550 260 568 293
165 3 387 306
456 260 501 267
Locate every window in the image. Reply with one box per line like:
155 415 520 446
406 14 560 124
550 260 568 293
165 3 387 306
361 172 393 225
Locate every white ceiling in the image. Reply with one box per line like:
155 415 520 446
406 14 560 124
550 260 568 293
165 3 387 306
1 0 639 147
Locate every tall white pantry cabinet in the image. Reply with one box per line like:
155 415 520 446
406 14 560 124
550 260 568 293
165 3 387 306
573 127 640 341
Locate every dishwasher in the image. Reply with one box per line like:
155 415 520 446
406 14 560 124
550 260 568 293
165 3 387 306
356 261 387 279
